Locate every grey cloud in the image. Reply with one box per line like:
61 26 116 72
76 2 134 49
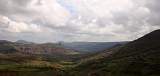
0 0 30 15
13 0 32 6
112 12 129 25
146 0 160 26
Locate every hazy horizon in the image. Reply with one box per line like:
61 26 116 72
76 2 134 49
0 0 160 43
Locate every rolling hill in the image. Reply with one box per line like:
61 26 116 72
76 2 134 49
0 41 79 56
69 29 160 76
0 40 83 76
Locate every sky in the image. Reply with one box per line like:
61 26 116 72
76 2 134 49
0 0 160 43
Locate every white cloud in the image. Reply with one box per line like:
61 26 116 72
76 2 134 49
27 0 71 26
0 15 41 32
0 0 160 42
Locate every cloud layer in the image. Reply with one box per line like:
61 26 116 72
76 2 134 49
0 0 160 42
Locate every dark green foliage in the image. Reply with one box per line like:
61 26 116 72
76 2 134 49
0 44 17 53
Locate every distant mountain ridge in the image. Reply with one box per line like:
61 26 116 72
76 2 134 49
62 42 128 52
16 40 34 44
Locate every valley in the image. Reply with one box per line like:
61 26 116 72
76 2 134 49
0 30 160 76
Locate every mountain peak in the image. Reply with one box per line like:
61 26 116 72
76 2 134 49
136 29 160 41
16 40 34 44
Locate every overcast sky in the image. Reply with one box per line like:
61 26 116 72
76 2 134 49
0 0 160 43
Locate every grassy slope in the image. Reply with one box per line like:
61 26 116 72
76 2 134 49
68 30 160 76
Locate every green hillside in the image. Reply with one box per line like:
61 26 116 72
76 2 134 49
68 30 160 76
